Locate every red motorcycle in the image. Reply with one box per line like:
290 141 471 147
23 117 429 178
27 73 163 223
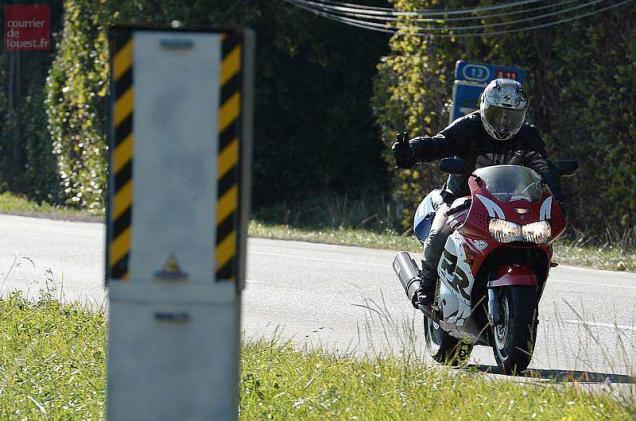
393 158 577 373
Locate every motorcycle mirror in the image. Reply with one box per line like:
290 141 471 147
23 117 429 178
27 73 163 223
554 160 578 177
439 158 469 175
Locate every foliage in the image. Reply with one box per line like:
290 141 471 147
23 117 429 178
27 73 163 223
42 0 389 210
22 79 60 203
372 0 463 227
45 0 110 211
544 10 636 230
239 1 390 208
373 1 636 234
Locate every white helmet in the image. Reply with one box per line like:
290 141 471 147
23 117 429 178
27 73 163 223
479 78 528 141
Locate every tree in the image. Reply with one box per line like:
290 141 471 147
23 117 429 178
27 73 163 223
373 0 635 234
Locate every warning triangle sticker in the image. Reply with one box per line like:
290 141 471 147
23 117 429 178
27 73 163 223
155 255 188 279
162 255 181 273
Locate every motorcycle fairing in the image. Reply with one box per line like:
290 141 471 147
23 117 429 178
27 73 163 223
460 180 566 244
539 196 553 221
488 264 538 287
413 189 443 245
437 231 475 327
474 194 505 219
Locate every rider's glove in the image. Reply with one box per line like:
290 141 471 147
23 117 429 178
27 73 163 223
391 132 416 169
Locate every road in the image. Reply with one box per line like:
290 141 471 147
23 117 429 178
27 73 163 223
0 214 634 385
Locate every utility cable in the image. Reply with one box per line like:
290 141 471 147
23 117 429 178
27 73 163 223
296 0 582 23
285 0 634 37
291 0 608 31
345 0 580 23
300 0 547 16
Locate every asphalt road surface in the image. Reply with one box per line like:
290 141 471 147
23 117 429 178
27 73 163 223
1 214 634 387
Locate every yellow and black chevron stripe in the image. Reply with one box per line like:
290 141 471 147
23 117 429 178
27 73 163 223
108 31 134 281
215 34 242 282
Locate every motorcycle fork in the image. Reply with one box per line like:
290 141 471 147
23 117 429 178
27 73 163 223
486 267 502 327
487 288 501 326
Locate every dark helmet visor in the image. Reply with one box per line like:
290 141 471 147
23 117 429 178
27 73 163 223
484 106 526 137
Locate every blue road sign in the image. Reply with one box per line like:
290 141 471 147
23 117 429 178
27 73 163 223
450 60 526 123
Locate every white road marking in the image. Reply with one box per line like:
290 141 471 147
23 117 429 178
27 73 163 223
564 320 636 331
250 251 388 268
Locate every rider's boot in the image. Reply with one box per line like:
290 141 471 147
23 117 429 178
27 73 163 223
418 203 451 307
414 260 436 307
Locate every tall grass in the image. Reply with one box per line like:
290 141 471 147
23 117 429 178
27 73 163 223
0 291 106 419
241 339 635 420
0 292 632 420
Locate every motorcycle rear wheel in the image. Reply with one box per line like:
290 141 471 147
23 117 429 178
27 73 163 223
491 285 538 374
423 314 472 366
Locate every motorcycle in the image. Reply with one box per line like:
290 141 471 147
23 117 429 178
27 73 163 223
393 158 577 373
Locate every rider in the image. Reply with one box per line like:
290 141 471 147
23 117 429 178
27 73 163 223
391 78 564 307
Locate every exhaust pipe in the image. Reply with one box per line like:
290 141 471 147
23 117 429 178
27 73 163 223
392 252 423 307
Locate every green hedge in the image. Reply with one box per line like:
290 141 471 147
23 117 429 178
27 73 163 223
46 0 110 210
43 0 389 210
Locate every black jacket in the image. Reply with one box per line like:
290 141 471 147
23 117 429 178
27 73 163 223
409 111 562 200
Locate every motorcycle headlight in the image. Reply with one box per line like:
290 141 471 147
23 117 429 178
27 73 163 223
488 219 522 243
489 219 552 244
522 221 551 244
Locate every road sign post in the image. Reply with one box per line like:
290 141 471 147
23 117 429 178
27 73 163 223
450 60 525 123
106 25 253 421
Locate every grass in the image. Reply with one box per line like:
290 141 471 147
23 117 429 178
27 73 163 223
249 221 636 272
243 340 634 420
1 190 633 272
0 293 633 420
0 292 106 419
0 192 101 222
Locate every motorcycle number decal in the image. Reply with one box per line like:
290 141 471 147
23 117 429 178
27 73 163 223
440 250 471 301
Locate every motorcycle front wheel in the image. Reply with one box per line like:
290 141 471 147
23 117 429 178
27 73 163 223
491 285 538 374
423 314 472 366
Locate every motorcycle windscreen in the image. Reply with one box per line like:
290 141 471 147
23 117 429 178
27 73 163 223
473 165 543 203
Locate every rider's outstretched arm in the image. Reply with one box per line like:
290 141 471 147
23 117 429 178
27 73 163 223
408 118 466 163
